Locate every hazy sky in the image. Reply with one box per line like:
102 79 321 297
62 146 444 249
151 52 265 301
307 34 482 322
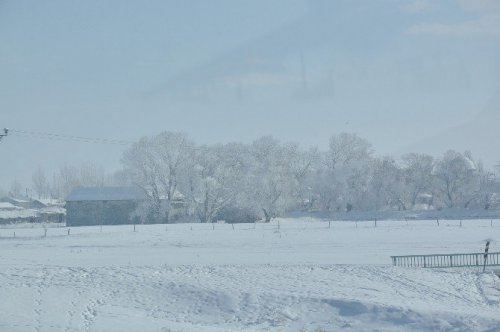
1 0 500 189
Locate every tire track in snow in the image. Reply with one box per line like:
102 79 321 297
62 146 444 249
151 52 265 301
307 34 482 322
64 268 84 332
33 267 49 332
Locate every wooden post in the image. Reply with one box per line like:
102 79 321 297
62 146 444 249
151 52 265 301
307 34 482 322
436 219 440 226
491 220 493 227
483 241 490 272
328 221 331 229
133 223 136 232
374 219 377 227
67 228 70 236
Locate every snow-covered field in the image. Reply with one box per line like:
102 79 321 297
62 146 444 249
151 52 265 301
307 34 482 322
0 219 499 331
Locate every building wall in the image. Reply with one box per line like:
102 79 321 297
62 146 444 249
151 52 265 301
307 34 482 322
66 200 140 226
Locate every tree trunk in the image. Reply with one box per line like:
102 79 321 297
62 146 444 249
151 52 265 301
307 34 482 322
262 208 271 223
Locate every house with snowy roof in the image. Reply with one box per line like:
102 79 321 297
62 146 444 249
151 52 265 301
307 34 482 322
65 186 147 226
0 202 38 224
0 196 46 210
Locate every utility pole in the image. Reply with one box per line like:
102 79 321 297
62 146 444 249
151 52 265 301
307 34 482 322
0 128 8 141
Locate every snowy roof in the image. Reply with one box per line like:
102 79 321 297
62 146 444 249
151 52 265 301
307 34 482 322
10 197 30 203
0 196 27 204
66 187 147 202
0 208 38 220
39 206 66 215
37 198 64 206
0 202 21 210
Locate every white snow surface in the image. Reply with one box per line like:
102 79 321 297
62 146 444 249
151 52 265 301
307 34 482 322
0 218 499 331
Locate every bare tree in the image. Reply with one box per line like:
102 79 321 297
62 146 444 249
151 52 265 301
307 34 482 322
9 180 22 197
56 164 81 198
32 166 48 199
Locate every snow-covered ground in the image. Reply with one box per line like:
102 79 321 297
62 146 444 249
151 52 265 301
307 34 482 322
0 219 499 331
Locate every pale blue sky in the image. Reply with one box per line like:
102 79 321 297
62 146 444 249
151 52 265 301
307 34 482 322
1 0 500 188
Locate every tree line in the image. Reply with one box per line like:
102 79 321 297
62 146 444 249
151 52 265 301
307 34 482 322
120 132 500 223
5 132 499 223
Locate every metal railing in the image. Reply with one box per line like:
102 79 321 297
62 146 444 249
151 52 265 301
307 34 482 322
391 252 500 268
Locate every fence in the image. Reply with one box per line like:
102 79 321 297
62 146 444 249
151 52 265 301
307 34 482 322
391 252 500 268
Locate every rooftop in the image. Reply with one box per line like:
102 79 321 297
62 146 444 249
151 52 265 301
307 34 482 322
66 186 147 202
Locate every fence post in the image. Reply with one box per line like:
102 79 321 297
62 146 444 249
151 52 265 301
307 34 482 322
67 228 70 236
329 221 331 229
374 219 377 228
483 241 490 272
436 219 440 226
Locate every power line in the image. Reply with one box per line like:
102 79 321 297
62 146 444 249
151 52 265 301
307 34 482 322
8 129 133 146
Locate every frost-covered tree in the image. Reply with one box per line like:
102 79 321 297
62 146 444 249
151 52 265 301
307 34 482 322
400 153 435 209
188 144 246 223
246 136 296 222
122 132 194 223
283 143 318 208
367 157 402 210
433 150 478 208
318 133 373 212
473 161 496 210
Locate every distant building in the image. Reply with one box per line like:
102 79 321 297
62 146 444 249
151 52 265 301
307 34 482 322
0 202 38 224
0 197 65 224
0 196 46 210
65 187 147 226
